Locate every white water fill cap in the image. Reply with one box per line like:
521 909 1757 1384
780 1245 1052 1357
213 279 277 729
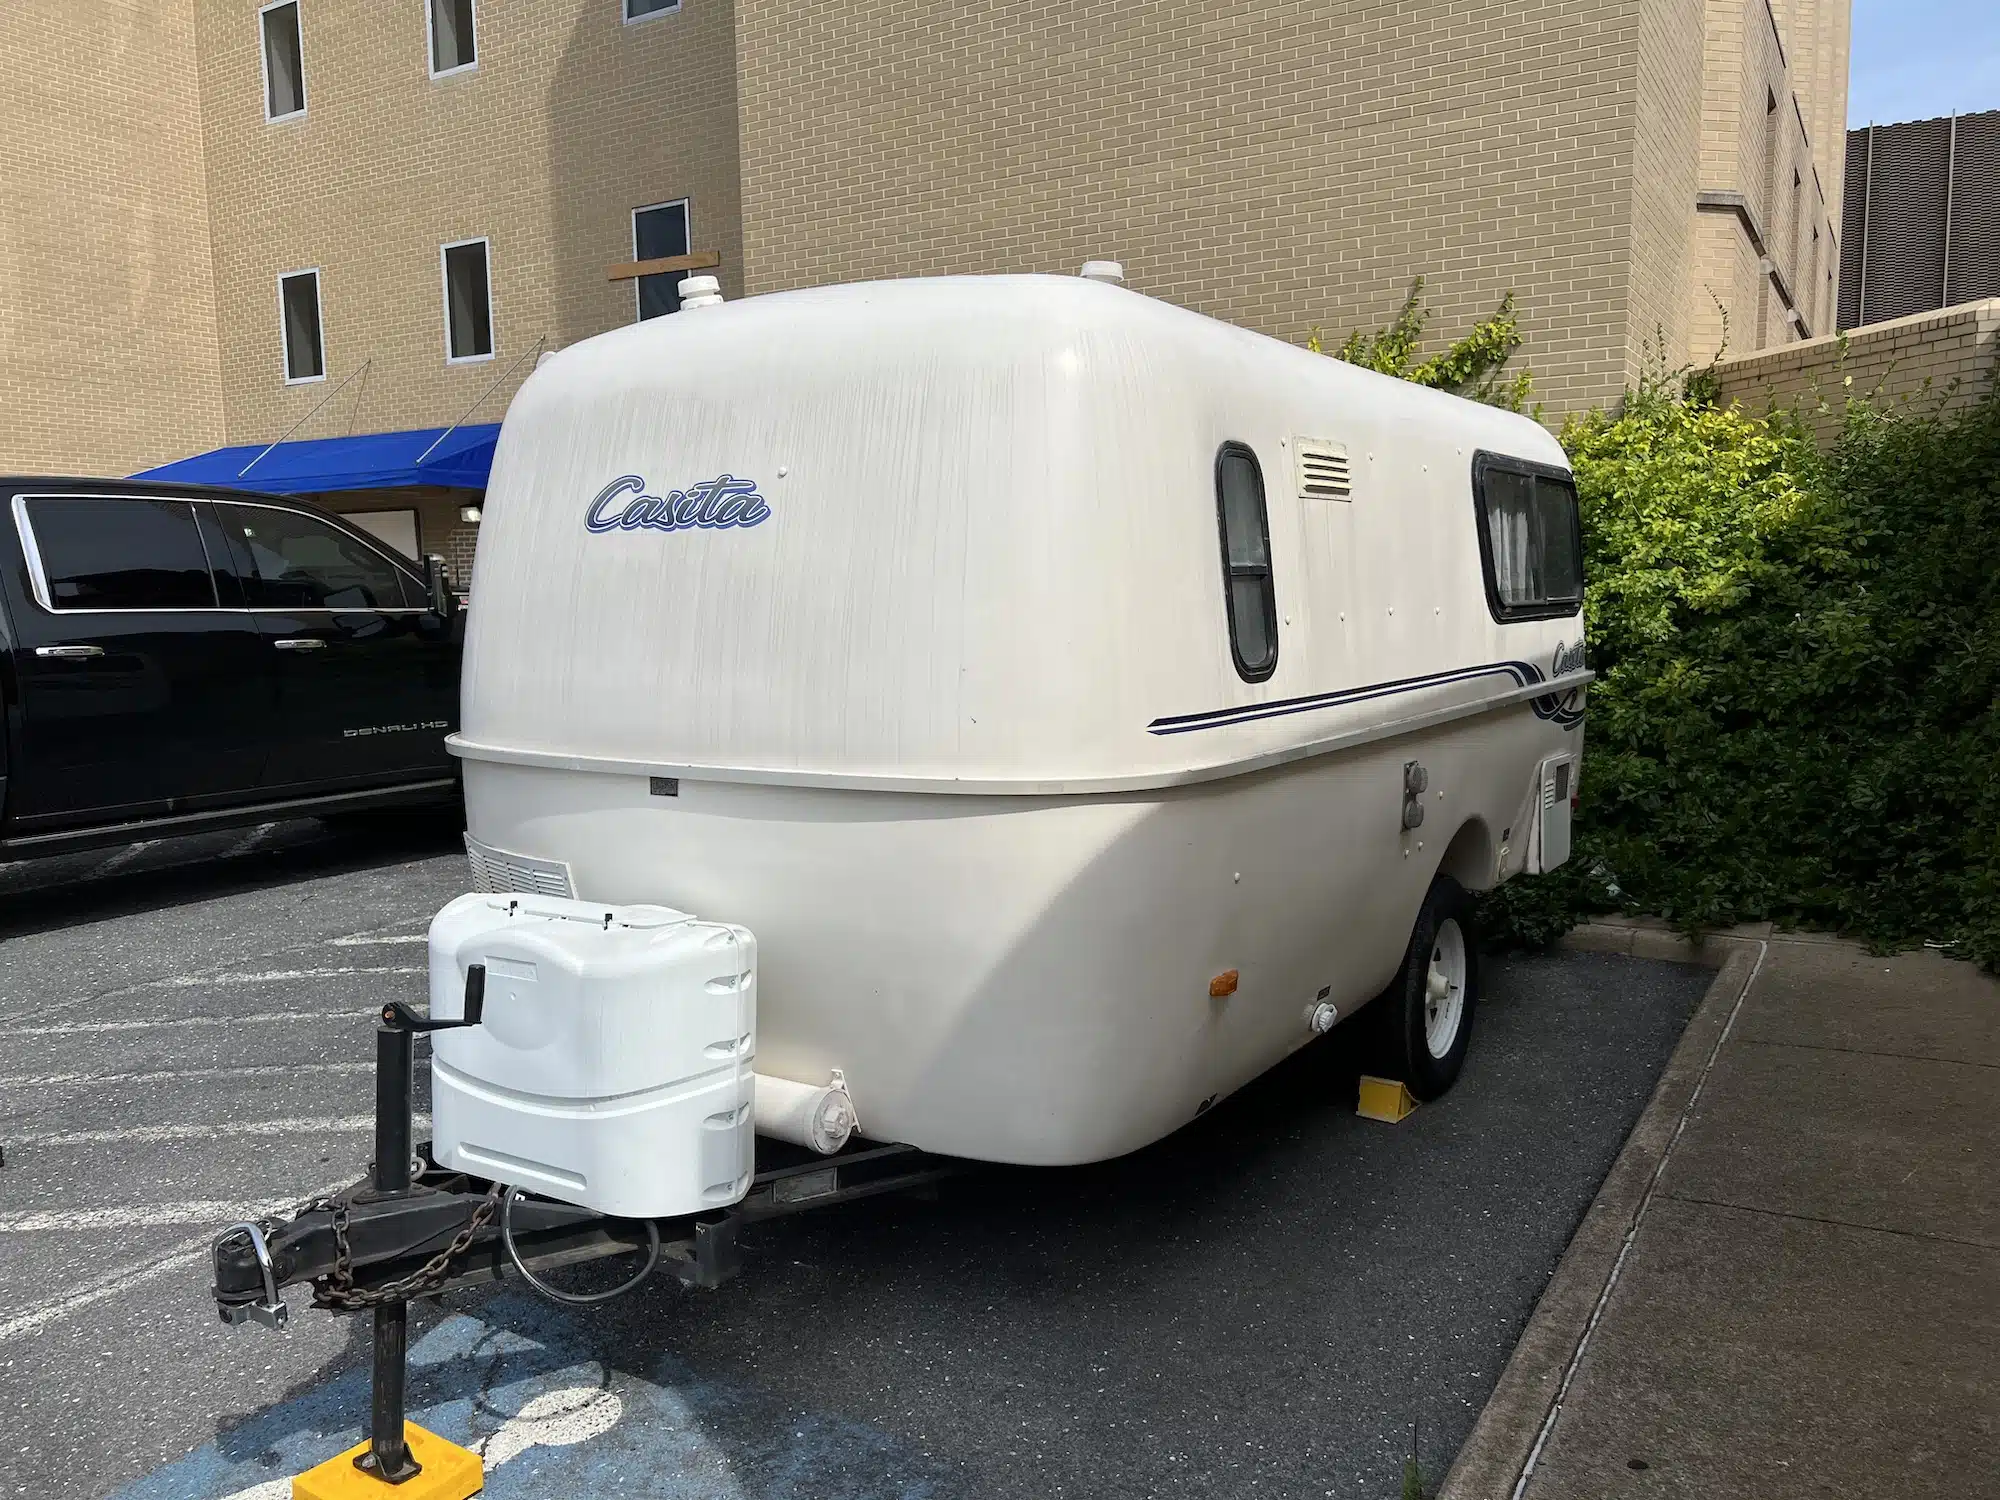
679 274 723 307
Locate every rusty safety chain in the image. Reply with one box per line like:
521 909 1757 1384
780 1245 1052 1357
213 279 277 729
306 1181 504 1311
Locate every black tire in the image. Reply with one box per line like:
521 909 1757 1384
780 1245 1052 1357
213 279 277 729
1372 873 1480 1100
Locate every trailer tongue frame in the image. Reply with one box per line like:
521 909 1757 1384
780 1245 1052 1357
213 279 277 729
209 971 962 1489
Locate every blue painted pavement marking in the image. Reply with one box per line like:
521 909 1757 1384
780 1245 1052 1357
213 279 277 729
115 1293 944 1499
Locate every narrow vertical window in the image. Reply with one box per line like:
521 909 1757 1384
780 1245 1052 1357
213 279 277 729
427 0 477 76
632 200 691 320
1215 443 1278 682
260 1 306 120
279 270 325 383
625 0 681 21
441 238 493 362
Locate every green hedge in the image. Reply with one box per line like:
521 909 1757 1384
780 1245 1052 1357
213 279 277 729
1478 382 2000 969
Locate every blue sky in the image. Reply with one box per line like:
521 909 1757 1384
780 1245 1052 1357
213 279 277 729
1848 0 2000 125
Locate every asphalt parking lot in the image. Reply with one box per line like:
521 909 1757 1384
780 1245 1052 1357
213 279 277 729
0 826 1710 1500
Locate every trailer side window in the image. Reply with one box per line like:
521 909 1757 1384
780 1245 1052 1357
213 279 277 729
1473 456 1583 621
1215 444 1278 681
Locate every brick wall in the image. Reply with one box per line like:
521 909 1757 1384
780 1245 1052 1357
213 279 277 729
1710 297 2000 442
0 0 226 476
733 0 1660 419
1686 0 1845 364
194 0 745 451
1627 0 1708 380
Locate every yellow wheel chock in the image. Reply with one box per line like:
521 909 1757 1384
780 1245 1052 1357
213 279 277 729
1356 1075 1419 1123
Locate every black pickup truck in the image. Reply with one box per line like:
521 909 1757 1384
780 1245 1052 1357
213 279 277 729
0 477 462 859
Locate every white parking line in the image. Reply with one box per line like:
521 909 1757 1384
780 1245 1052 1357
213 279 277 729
0 1200 301 1233
93 839 161 875
0 965 423 1029
11 1114 427 1148
220 822 280 859
0 1059 381 1090
0 1008 365 1036
327 934 429 947
0 1175 352 1344
157 965 424 988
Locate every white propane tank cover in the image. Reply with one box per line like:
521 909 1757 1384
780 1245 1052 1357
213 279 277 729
678 274 723 307
426 892 757 1219
1079 260 1125 284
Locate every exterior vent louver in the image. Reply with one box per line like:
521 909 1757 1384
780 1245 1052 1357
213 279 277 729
1295 439 1352 501
463 834 576 898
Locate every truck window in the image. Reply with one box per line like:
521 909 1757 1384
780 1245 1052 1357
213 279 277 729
217 503 416 611
19 496 217 611
1215 443 1278 682
1472 456 1584 621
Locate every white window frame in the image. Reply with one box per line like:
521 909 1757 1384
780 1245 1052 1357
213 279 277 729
258 0 308 123
631 197 692 321
277 267 326 385
424 0 479 80
623 0 682 25
439 236 495 365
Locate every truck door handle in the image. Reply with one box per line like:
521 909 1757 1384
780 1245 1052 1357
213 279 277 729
34 644 105 659
272 638 327 652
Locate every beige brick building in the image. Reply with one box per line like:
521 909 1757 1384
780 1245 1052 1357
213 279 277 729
1 0 1849 516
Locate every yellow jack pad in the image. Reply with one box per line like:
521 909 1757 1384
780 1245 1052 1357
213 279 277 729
293 1424 483 1500
1356 1075 1419 1123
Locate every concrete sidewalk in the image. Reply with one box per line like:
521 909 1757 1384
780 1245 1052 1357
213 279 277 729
1443 925 1999 1499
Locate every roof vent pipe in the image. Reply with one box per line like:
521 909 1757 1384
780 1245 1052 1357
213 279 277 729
1080 260 1125 284
678 274 724 308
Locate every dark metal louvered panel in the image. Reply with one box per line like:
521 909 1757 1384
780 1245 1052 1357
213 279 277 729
1842 111 2000 329
1840 131 1871 329
1946 111 2000 303
1862 115 1952 323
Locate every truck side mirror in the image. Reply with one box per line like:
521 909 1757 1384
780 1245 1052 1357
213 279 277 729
424 553 457 619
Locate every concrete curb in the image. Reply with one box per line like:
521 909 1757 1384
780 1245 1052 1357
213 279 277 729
1436 926 1765 1500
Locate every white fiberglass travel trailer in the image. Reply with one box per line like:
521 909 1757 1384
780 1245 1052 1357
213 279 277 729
443 270 1588 1175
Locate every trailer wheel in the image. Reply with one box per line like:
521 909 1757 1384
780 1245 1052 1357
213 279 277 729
1374 874 1480 1100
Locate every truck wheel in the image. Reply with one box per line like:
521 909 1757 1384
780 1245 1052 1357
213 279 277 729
1374 874 1480 1100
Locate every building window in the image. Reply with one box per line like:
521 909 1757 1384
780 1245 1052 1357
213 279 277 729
1214 443 1278 682
1472 454 1583 622
278 270 326 383
440 238 494 363
260 1 306 120
633 200 691 320
427 0 477 76
625 0 680 21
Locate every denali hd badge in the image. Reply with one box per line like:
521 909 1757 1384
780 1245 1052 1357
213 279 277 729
584 473 771 533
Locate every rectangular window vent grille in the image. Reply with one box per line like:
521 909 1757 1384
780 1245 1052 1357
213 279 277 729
1295 440 1352 500
464 834 575 898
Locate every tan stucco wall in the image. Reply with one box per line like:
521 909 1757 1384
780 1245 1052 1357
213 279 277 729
194 0 744 448
1711 297 2000 442
0 0 226 476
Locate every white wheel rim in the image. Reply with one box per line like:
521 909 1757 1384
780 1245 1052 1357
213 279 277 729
1424 917 1467 1059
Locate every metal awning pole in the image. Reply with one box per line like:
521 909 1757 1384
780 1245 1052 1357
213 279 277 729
411 334 546 470
238 358 373 479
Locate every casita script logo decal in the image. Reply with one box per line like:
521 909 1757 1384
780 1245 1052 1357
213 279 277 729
584 474 771 534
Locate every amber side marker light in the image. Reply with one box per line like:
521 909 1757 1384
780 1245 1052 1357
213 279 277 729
1209 970 1239 998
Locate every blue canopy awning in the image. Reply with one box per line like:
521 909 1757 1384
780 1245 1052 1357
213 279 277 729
132 424 501 495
